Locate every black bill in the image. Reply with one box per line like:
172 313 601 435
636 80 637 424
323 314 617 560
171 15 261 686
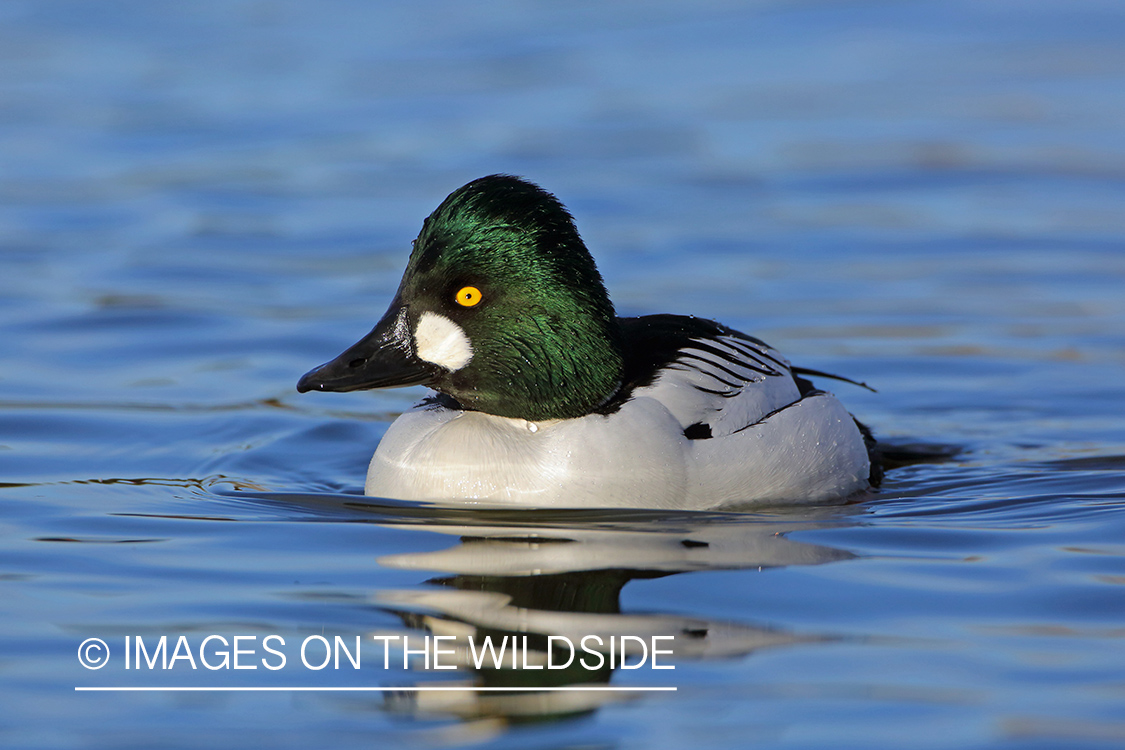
297 303 434 393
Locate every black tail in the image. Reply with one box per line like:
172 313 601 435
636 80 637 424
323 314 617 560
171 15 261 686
862 428 961 488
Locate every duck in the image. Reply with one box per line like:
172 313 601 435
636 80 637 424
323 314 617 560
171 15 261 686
297 174 879 510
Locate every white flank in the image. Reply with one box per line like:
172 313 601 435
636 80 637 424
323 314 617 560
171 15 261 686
414 312 473 371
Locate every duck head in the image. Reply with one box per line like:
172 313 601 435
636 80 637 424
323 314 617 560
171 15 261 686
297 175 625 421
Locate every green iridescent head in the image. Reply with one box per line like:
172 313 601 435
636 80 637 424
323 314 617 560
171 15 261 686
299 175 626 421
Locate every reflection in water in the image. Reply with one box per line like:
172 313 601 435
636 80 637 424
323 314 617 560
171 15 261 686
252 494 859 729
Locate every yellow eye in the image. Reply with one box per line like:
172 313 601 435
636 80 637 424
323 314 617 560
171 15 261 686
455 286 482 307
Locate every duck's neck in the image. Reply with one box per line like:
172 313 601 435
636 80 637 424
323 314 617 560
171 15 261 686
448 308 624 422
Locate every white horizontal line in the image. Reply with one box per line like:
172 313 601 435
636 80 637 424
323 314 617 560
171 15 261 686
76 686 676 692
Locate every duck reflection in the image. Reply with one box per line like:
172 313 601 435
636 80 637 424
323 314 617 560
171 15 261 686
244 492 859 728
357 507 857 725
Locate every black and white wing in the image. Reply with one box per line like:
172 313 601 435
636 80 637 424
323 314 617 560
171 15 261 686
612 315 804 437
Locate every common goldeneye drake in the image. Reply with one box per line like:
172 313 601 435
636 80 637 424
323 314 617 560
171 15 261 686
298 175 879 509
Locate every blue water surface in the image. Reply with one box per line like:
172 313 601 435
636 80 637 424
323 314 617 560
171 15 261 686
2 1 1125 748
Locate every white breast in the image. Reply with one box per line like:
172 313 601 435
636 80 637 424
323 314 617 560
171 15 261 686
365 389 870 510
366 397 691 507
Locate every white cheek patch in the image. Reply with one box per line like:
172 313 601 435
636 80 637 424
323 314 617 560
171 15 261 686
414 311 473 371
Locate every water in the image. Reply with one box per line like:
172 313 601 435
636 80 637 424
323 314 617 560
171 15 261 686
3 1 1125 748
